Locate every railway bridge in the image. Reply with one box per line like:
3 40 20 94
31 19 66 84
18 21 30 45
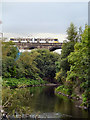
15 42 63 51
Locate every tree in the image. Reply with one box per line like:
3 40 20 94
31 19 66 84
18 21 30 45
2 41 19 78
2 57 15 78
55 41 75 83
55 23 78 83
2 41 18 59
66 22 78 42
66 25 89 106
15 51 40 79
33 49 60 82
68 25 88 83
78 26 83 42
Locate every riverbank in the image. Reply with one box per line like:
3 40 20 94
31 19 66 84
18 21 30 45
17 83 59 89
2 78 60 89
55 85 89 110
2 78 48 89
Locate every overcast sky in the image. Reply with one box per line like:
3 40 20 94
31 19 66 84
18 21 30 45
1 2 88 34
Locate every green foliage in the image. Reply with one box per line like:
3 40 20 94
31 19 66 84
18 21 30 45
55 71 62 83
2 41 19 78
78 26 83 42
61 41 75 58
2 41 18 59
67 25 88 85
2 57 15 78
12 49 60 82
55 60 61 73
66 22 78 42
55 40 75 81
66 25 89 100
33 49 60 82
3 78 47 88
55 23 77 83
81 93 88 107
55 24 89 108
55 85 71 95
15 51 40 79
55 85 64 92
2 42 60 84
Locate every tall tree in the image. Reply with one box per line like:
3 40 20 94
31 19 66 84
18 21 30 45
55 23 78 83
66 25 89 106
78 26 83 42
66 22 78 42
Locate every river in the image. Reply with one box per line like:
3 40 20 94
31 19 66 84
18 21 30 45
3 86 90 119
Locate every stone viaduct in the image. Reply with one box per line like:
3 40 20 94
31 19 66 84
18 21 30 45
16 42 63 51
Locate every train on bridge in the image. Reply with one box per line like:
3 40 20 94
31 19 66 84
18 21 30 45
10 37 59 43
9 37 63 52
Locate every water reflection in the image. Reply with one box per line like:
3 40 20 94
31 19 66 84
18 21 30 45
2 86 90 119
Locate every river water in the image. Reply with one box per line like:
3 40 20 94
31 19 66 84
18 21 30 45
3 86 90 119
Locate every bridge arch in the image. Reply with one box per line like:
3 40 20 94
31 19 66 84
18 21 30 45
49 46 62 51
24 46 37 50
28 46 37 50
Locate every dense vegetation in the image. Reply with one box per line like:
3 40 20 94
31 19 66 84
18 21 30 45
2 42 60 87
55 23 90 109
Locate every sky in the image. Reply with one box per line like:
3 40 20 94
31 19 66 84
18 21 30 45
1 2 88 35
1 0 89 2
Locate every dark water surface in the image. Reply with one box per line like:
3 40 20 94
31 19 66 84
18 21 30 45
3 86 90 119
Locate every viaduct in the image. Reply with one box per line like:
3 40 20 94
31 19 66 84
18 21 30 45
15 42 63 51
